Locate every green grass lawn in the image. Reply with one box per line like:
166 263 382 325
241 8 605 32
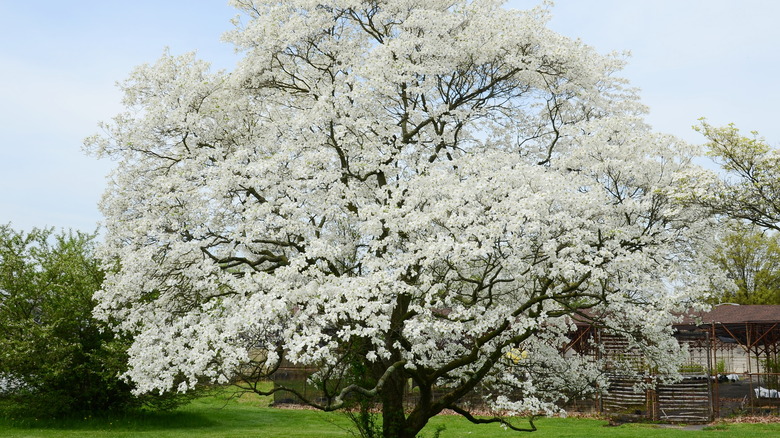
2 390 779 438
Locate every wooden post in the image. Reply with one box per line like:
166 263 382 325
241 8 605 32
706 327 715 421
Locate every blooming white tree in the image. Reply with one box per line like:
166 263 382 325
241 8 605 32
88 1 720 436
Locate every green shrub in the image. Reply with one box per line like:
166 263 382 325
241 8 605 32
0 225 195 417
679 363 705 374
763 357 780 390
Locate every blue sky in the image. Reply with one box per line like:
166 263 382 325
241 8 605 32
2 1 779 233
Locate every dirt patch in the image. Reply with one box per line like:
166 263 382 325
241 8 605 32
655 424 709 431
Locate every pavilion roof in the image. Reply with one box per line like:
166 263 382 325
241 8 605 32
680 304 780 326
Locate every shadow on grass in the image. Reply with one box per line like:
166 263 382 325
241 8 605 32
0 409 216 432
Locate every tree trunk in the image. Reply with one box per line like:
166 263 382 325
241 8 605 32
381 370 410 438
381 293 418 438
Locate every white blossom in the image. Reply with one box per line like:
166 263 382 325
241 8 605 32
87 1 723 435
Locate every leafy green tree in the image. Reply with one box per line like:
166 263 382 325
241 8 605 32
695 122 780 304
0 225 191 417
709 225 780 304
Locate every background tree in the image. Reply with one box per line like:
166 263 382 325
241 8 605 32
695 120 780 232
708 225 780 305
0 225 191 417
87 1 720 436
694 122 780 306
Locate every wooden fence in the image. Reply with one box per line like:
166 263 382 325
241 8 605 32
601 375 712 423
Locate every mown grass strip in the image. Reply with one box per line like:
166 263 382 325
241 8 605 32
2 392 780 437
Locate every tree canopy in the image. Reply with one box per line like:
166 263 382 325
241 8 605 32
696 120 780 232
708 225 780 305
87 1 720 436
695 121 780 306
